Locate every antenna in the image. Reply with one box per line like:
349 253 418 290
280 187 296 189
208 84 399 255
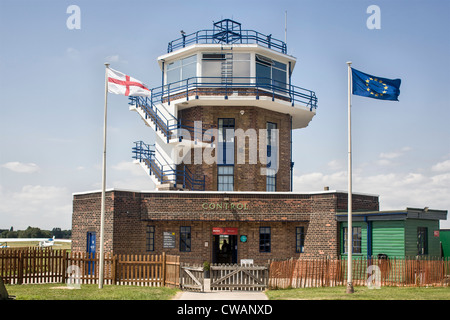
285 11 287 45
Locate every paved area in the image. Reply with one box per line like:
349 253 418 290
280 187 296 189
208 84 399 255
173 290 268 300
172 279 268 300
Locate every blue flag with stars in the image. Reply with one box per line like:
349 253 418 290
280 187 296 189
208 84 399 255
352 68 401 101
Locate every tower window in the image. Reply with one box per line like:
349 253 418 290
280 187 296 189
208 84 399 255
166 54 197 85
218 165 234 191
218 118 235 165
217 118 235 191
266 122 277 191
256 55 287 91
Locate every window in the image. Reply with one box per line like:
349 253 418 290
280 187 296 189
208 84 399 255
146 226 155 252
218 118 235 165
166 55 197 85
255 54 287 91
343 227 362 254
259 227 271 252
266 122 277 191
417 227 428 255
232 53 250 82
180 226 191 252
217 118 235 191
202 53 224 83
218 165 234 191
202 53 250 83
266 169 276 192
296 227 305 253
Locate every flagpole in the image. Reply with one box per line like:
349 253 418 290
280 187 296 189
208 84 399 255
99 62 110 289
346 61 354 294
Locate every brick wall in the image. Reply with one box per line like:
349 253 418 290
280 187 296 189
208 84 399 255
178 105 292 192
71 190 379 263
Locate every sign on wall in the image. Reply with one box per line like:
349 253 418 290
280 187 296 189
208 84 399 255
163 232 176 248
212 227 238 235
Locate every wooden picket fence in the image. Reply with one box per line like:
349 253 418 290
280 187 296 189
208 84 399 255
210 263 269 291
0 248 180 287
268 256 450 289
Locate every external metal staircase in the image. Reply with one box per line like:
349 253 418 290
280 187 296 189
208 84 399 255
132 141 205 191
129 90 212 191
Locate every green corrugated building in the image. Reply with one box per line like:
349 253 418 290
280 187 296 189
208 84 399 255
337 208 447 258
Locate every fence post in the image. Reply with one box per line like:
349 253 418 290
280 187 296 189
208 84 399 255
17 251 24 285
112 255 117 285
62 249 68 284
162 252 166 287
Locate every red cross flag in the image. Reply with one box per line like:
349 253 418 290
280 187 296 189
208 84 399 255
107 67 151 97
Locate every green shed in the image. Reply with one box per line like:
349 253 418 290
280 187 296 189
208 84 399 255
337 208 448 258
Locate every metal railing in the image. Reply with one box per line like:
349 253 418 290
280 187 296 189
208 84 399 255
156 76 317 110
132 141 205 191
129 76 317 143
167 29 287 54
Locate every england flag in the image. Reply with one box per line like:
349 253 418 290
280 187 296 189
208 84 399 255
107 67 151 97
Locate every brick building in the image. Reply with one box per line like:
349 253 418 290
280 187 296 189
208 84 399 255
72 189 379 264
73 19 443 265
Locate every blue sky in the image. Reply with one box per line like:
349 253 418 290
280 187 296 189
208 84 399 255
0 0 449 230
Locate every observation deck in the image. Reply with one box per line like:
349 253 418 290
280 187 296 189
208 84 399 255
167 19 287 54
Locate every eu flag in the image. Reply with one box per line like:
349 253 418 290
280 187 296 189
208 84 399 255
352 68 401 101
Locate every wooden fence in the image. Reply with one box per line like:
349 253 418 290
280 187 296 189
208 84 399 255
3 249 448 290
210 263 269 291
269 256 450 289
180 264 204 292
0 248 180 287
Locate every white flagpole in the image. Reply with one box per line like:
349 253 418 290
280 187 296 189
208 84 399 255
346 61 354 294
99 62 110 289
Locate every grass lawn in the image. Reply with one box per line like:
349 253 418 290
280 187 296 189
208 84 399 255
5 283 180 300
266 286 450 300
5 283 449 300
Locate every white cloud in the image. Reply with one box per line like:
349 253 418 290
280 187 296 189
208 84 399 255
1 162 40 173
376 147 412 166
432 160 450 172
105 55 128 64
327 159 343 171
111 161 145 176
379 147 412 159
0 185 72 229
293 163 450 228
66 47 80 59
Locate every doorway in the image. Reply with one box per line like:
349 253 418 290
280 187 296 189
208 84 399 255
213 234 237 264
86 232 96 275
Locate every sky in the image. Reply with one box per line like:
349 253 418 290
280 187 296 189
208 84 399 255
0 0 449 230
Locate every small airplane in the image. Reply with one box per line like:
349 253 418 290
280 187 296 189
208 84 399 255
39 236 56 248
0 237 71 248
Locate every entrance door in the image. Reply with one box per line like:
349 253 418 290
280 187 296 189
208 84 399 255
213 234 237 264
212 227 238 264
86 232 96 275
